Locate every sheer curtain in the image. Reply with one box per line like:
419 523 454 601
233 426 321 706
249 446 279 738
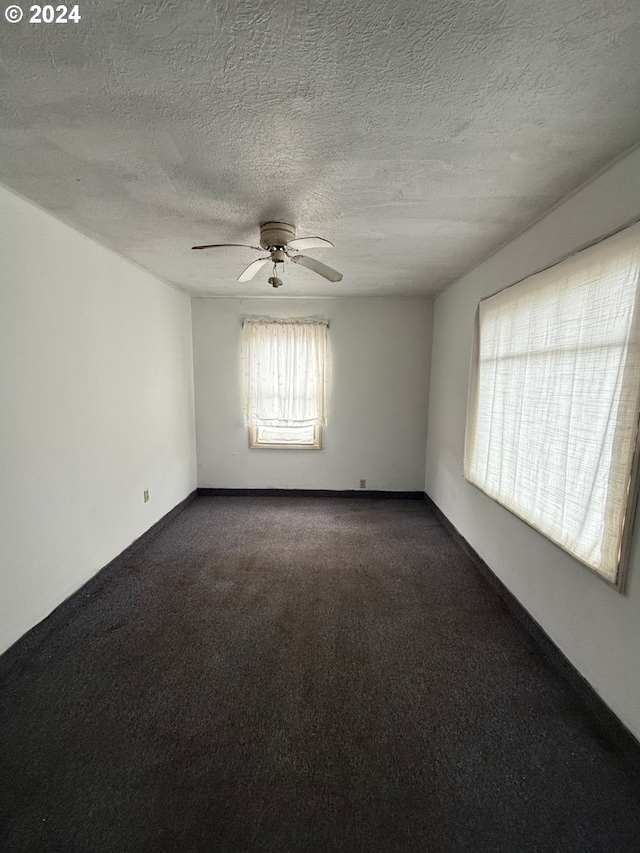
464 223 640 585
241 316 329 428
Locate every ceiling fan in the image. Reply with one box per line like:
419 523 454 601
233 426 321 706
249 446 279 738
192 221 343 288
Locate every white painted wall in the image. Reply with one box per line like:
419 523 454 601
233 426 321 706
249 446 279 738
192 298 432 491
425 147 640 740
0 186 197 654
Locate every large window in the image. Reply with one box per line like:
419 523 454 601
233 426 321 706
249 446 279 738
241 316 329 450
464 223 640 588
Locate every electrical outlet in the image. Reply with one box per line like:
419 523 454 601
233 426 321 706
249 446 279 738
143 489 149 503
359 479 366 489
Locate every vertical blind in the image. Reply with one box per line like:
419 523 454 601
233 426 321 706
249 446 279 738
464 223 640 585
241 316 329 428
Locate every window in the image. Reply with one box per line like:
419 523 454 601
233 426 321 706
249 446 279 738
464 223 640 588
242 316 329 450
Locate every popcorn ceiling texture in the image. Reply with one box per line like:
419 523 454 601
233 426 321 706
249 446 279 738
1 0 639 296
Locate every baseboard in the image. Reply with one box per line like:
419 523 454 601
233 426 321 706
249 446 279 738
0 489 198 675
423 492 640 771
198 488 424 499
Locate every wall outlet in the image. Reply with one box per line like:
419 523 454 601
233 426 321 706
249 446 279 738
359 479 366 489
143 489 149 503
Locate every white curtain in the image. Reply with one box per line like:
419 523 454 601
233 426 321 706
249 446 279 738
465 223 640 584
242 316 329 428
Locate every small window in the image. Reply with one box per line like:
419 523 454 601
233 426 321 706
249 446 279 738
464 223 640 589
242 316 329 450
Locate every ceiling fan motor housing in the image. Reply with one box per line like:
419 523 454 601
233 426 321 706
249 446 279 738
260 221 296 249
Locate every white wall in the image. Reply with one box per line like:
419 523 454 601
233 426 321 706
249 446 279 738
0 186 197 654
193 298 432 491
425 147 640 739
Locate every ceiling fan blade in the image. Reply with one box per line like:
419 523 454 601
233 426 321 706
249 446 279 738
287 237 334 251
291 254 343 282
238 257 270 282
192 243 262 251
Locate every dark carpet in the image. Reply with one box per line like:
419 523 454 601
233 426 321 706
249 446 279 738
1 497 640 853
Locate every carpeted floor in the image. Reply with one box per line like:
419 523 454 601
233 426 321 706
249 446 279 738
1 496 640 852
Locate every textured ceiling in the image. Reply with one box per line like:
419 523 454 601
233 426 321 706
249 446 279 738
1 0 639 297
